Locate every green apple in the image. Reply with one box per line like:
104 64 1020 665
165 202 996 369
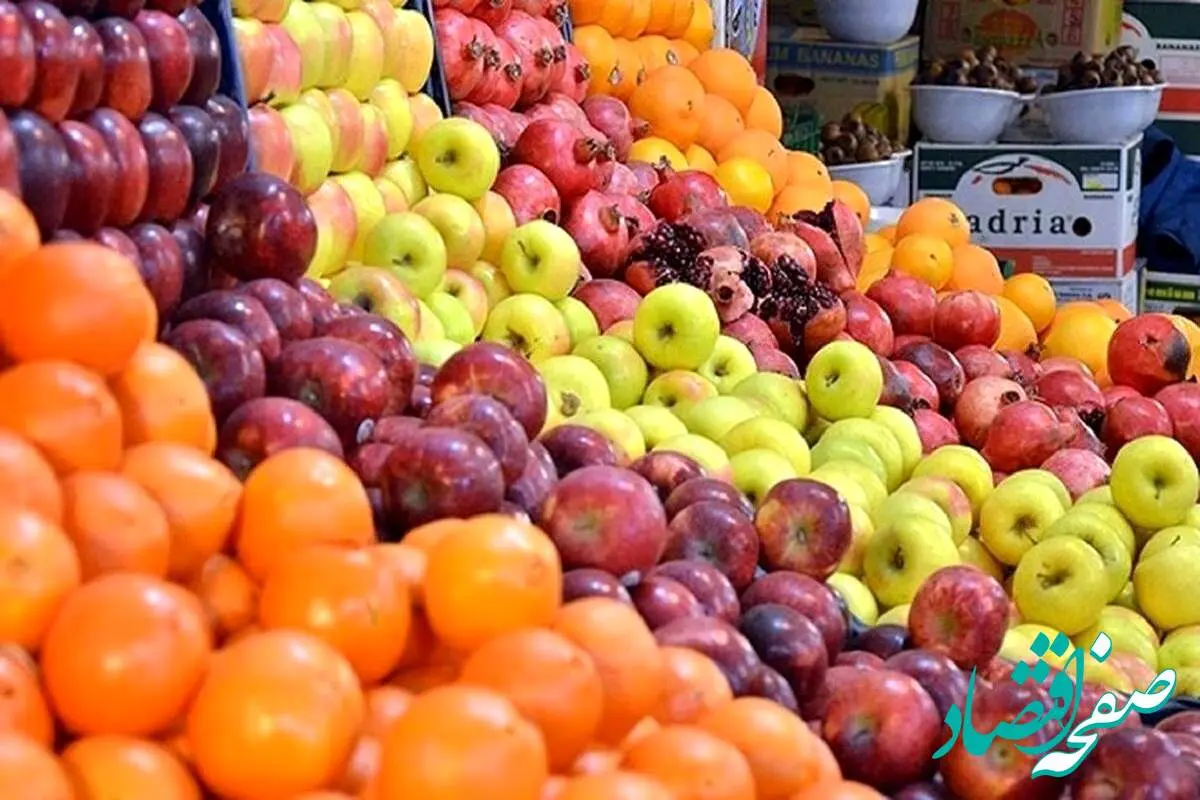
877 604 910 628
412 194 486 269
1013 537 1108 635
632 284 720 371
1074 606 1159 670
555 297 600 348
626 405 688 449
643 370 718 411
804 416 830 447
839 503 874 577
1134 543 1200 630
1068 503 1136 555
653 433 730 479
481 294 571 362
1111 435 1200 530
1078 486 1115 506
499 219 582 302
538 355 612 429
326 265 420 340
1186 505 1200 528
1140 525 1200 562
412 338 460 367
606 320 635 342
331 172 387 261
958 535 1005 581
344 10 385 99
730 372 808 430
425 292 474 345
415 300 444 342
281 1 326 89
1159 625 1200 671
871 493 953 540
720 417 811 475
1010 625 1073 667
808 467 871 514
911 444 994 517
819 418 904 491
439 269 488 335
368 78 414 159
674 396 759 443
827 573 878 625
576 409 646 462
381 155 428 207
474 191 516 266
572 335 647 410
803 340 883 421
280 103 333 195
1114 581 1137 611
809 436 888 489
414 117 499 201
864 515 961 608
870 406 922 480
1042 512 1132 602
894 476 973 545
813 461 886 512
697 335 757 394
468 260 511 309
360 211 447 297
309 3 352 87
978 479 1065 566
999 470 1071 512
729 448 797 508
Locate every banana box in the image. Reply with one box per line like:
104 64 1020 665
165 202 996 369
1123 2 1200 158
1050 267 1143 315
1143 271 1200 321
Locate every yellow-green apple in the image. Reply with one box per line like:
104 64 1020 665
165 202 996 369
481 294 571 363
720 416 811 475
1074 606 1159 670
425 292 474 345
729 448 797 508
809 437 887 486
280 1 326 89
264 25 304 107
467 260 510 309
576 409 646 462
408 93 444 150
1114 581 1136 610
360 0 402 84
910 444 994 516
870 406 922 478
344 11 384 100
998 469 1071 511
1135 543 1200 630
978 479 1064 566
412 194 485 269
625 405 687 449
807 467 871 514
326 88 364 173
1043 512 1131 602
957 535 1004 581
368 78 412 159
247 105 295 181
1078 485 1115 506
499 219 582 302
864 515 961 607
309 3 353 88
1158 625 1200 671
255 0 291 23
812 461 885 511
1187 504 1200 527
475 190 516 265
1068 503 1136 554
374 177 408 213
871 493 953 540
538 354 612 429
894 476 972 545
233 18 274 103
1012 537 1108 635
803 417 829 447
304 178 358 277
233 0 265 17
876 605 910 627
1111 435 1200 530
804 340 883 422
392 8 435 93
820 418 904 490
697 335 757 394
356 104 389 175
643 370 718 410
280 103 333 194
729 372 808 430
632 284 720 371
331 171 387 260
555 297 599 348
361 211 447 297
827 573 878 625
910 565 1010 668
414 300 444 341
413 339 460 367
675 396 759 443
440 269 488 334
654 433 730 480
298 89 341 156
1140 525 1200 562
381 154 426 205
415 117 500 202
326 265 420 340
838 504 874 576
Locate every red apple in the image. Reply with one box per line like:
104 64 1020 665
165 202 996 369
848 625 910 660
247 104 295 181
0 4 35 108
145 0 189 14
364 415 422 445
663 500 759 591
171 220 207 302
177 7 219 106
629 451 705 502
237 279 314 342
1102 395 1173 454
10 110 69 236
204 95 250 192
94 226 139 262
754 478 852 580
649 560 740 623
0 114 16 196
167 105 220 207
133 10 192 111
1070 728 1198 798
909 565 1008 669
349 442 393 488
893 783 951 800
539 424 623 475
1041 448 1111 500
98 0 146 17
654 616 762 695
1108 314 1192 395
629 574 704 629
58 120 116 235
746 665 799 711
86 108 148 226
740 571 847 660
571 278 641 331
95 17 151 120
431 342 548 439
264 23 302 107
867 273 937 337
174 289 282 364
835 651 886 669
232 18 272 103
737 602 829 702
271 336 392 444
127 222 184 319
562 568 632 605
913 408 960 452
216 396 344 479
67 17 103 117
506 441 556 517
885 649 968 722
204 172 316 284
136 112 193 222
20 2 80 122
664 477 754 519
1155 382 1200 463
164 318 267 421
425 394 529 483
843 290 895 356
380 426 505 529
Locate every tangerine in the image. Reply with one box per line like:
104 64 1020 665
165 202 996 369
891 234 954 289
946 244 1004 294
688 48 757 114
745 86 783 138
0 429 63 524
558 771 675 800
188 553 258 642
620 724 755 800
717 129 788 194
680 0 711 48
768 184 833 223
993 296 1039 353
629 65 705 149
0 503 80 651
575 26 619 96
895 198 971 248
653 646 733 724
671 38 700 66
0 734 73 799
785 151 831 191
110 342 217 454
628 137 688 170
61 735 201 800
713 158 774 213
695 93 744 155
1002 273 1058 333
831 180 870 225
60 470 171 579
0 190 40 281
611 39 647 102
791 781 887 800
684 144 717 174
0 645 53 745
1041 308 1116 378
1095 297 1133 324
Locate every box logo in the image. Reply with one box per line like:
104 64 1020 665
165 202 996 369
955 154 1094 239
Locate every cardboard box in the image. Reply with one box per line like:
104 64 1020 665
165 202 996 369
912 137 1141 278
766 27 919 152
1050 268 1143 314
1123 2 1200 156
1143 270 1200 321
923 0 1124 68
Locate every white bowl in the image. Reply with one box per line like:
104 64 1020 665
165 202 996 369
911 85 1025 144
828 153 909 206
1037 85 1158 144
814 0 919 45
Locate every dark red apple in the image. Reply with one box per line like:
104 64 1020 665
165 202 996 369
431 342 548 439
204 172 316 284
801 662 877 721
737 603 829 703
171 220 207 302
629 574 705 629
1041 448 1111 501
629 451 705 501
1102 395 1173 453
94 226 139 262
1108 314 1192 396
895 340 966 409
216 396 344 478
67 17 103 116
909 565 1008 669
847 624 910 660
57 120 116 235
271 337 392 445
1071 728 1199 798
1156 382 1200 463
538 465 668 577
506 441 557 518
425 394 529 483
539 424 623 475
145 0 187 14
128 223 184 318
95 17 151 121
885 649 968 722
664 477 754 519
167 105 220 207
174 289 282 363
745 664 799 712
0 4 35 108
892 782 952 800
835 651 887 669
1157 711 1200 739
204 95 249 192
133 10 192 111
867 273 937 336
0 114 16 196
663 500 760 591
136 112 193 222
380 426 505 529
562 568 633 604
649 559 740 623
364 415 423 445
10 110 69 236
20 2 79 122
318 314 417 417
654 616 762 696
178 7 219 105
99 0 147 17
754 478 851 580
86 108 149 226
348 442 393 488
571 278 641 331
237 278 314 342
740 570 847 659
164 318 266 421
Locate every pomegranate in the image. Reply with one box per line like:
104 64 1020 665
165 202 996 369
1041 449 1111 501
842 291 894 357
563 191 629 279
581 95 648 162
728 207 772 241
539 94 610 147
474 0 513 26
513 0 565 21
479 104 526 150
1034 369 1105 429
955 345 1013 381
452 102 496 137
913 409 960 453
953 376 1027 449
723 313 777 352
596 161 638 196
482 40 523 109
648 167 727 221
436 9 490 101
571 279 640 331
1055 406 1105 457
866 274 937 337
611 194 654 237
981 400 1075 473
678 209 748 250
626 161 660 200
893 360 939 410
932 291 1001 350
510 118 604 201
752 346 799 377
1102 396 1174 454
780 200 864 294
434 0 484 12
493 164 561 224
750 231 817 280
999 349 1041 389
547 43 590 103
495 11 555 106
1103 385 1141 411
533 17 568 91
695 246 763 323
894 340 965 409
1040 357 1092 378
1156 382 1200 463
1107 314 1192 395
877 354 914 410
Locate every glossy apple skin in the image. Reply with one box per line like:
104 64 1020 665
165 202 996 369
506 441 557 517
745 664 799 712
649 560 740 623
167 105 220 208
754 478 852 580
849 624 910 660
630 451 705 501
0 114 16 196
67 17 103 117
271 337 392 446
431 342 549 440
137 112 193 223
94 226 140 262
99 0 147 17
128 223 184 319
204 95 249 192
164 319 267 421
740 571 848 660
10 110 69 236
58 120 116 235
538 465 668 577
654 616 762 696
95 17 151 120
217 396 344 479
893 782 952 800
20 2 80 122
380 426 505 531
909 565 1008 669
177 7 218 105
204 172 317 285
0 4 36 107
317 314 417 417
171 220 207 302
349 442 394 489
664 500 760 591
364 415 423 445
562 568 632 604
237 278 314 342
664 477 754 519
629 574 704 630
737 603 829 703
539 424 622 476
86 108 149 226
885 650 968 749
425 394 529 484
133 10 192 111
571 278 641 331
174 289 282 364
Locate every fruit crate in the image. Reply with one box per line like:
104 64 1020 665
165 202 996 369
415 0 453 117
199 0 247 109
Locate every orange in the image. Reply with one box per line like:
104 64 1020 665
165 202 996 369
121 442 242 581
895 197 971 248
1002 273 1058 333
695 93 744 155
688 47 757 114
680 0 711 47
994 296 1039 353
671 38 700 66
653 646 733 725
235 447 375 582
684 144 717 174
61 735 201 800
0 429 63 524
401 517 461 552
768 183 833 223
60 471 171 579
713 158 775 213
785 151 832 191
611 39 646 102
377 684 549 800
665 0 695 37
374 542 427 603
0 734 73 800
575 26 619 96
188 553 258 642
618 0 652 38
946 244 1004 294
0 360 124 474
643 0 676 35
1096 297 1133 324
0 190 40 282
41 573 212 737
0 503 80 651
877 224 898 244
744 86 783 138
0 645 53 745
571 0 604 25
791 781 887 800
0 242 156 375
629 65 705 149
628 137 688 170
717 129 788 194
891 234 954 289
620 725 755 800
1041 307 1117 378
558 771 675 800
831 180 869 225
634 35 680 72
110 342 217 454
424 514 562 650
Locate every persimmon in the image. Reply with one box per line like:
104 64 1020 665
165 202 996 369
0 429 63 523
61 735 201 800
110 341 218 454
0 645 53 745
60 471 171 579
0 503 80 651
620 725 755 800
